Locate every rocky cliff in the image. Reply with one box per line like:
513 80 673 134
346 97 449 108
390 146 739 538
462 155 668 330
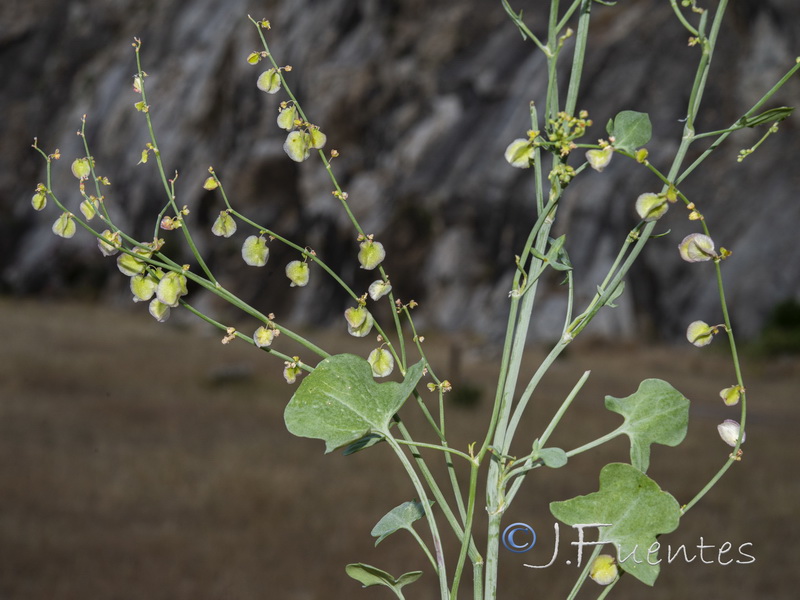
3 0 799 342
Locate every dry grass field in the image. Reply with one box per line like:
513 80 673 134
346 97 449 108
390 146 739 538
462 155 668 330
1 298 798 599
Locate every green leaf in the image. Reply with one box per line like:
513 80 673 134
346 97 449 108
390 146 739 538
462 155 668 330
739 106 794 127
371 500 432 546
538 447 568 468
605 379 689 473
345 563 423 595
598 280 625 308
606 110 652 153
284 355 425 453
550 462 681 586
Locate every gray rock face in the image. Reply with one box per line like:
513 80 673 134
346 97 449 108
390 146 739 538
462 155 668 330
3 0 799 341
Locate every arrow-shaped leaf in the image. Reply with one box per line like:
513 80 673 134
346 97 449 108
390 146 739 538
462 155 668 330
345 563 423 597
550 462 681 586
285 355 424 453
372 500 432 546
606 379 689 472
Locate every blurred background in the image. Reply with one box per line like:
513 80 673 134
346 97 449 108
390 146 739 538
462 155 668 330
1 0 799 598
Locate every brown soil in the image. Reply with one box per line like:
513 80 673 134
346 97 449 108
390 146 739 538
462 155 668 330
1 299 798 599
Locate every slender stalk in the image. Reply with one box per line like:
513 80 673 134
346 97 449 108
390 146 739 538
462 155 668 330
384 434 450 600
449 462 480 598
565 545 602 600
133 41 218 286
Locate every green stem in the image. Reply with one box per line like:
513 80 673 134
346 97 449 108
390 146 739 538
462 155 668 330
539 370 590 446
678 59 800 184
408 526 438 572
384 434 450 600
133 41 218 286
563 0 591 118
249 15 410 374
501 0 549 54
669 0 700 36
180 301 314 370
565 545 602 600
681 259 747 514
393 419 484 568
449 462 480 599
565 426 625 458
392 439 477 465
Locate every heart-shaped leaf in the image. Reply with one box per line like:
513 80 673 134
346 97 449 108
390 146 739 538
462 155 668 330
285 355 424 453
605 379 689 473
606 110 652 153
550 462 681 586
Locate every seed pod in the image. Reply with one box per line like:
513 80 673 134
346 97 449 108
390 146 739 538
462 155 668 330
358 239 386 270
368 280 392 301
130 272 158 302
589 555 618 585
307 127 326 150
156 271 188 307
719 385 742 407
256 68 281 94
635 193 668 221
585 146 613 172
148 298 171 322
345 306 368 329
504 139 535 168
368 348 394 378
31 191 47 211
203 177 218 190
283 363 302 384
678 233 716 262
285 260 310 287
52 212 76 238
253 326 276 348
277 105 298 131
241 235 269 267
283 130 311 162
717 419 745 447
71 158 91 179
117 252 146 276
345 306 374 337
686 320 714 347
98 229 121 256
211 211 237 238
80 198 98 220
